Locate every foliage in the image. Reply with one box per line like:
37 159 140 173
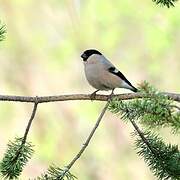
0 22 6 42
0 0 180 177
0 137 34 179
134 131 180 180
152 0 179 7
109 82 180 180
37 165 76 180
109 81 180 133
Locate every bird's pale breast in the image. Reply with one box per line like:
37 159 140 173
84 62 124 90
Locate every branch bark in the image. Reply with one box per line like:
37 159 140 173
0 92 179 103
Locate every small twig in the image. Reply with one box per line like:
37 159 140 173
59 101 110 178
130 119 157 155
22 96 39 144
0 92 179 103
12 97 38 162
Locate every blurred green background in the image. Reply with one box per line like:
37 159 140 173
0 0 180 179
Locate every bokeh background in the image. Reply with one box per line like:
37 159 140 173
0 0 180 179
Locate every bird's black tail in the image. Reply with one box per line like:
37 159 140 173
130 85 138 92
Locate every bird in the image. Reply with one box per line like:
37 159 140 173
81 49 138 99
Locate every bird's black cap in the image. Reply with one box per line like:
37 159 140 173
81 49 102 61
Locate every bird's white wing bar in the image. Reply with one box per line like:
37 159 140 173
108 67 137 92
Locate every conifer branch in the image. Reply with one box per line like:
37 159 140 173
130 120 180 179
134 130 180 179
109 89 180 133
0 99 38 179
130 119 157 155
0 138 34 179
152 0 179 8
108 83 180 179
0 23 6 42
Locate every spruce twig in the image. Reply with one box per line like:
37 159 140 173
0 98 38 179
109 83 180 132
129 119 157 155
134 131 180 179
108 82 180 179
0 23 6 42
152 0 178 8
0 137 34 179
37 165 77 180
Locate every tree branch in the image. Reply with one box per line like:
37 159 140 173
59 101 109 178
0 92 179 103
22 97 38 144
12 98 38 162
130 119 157 155
0 100 38 179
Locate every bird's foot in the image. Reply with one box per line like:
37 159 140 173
108 89 115 101
90 90 99 101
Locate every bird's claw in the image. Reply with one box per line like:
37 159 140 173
90 90 99 101
108 94 113 101
108 89 115 101
90 92 96 101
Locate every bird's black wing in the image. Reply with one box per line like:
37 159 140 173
108 67 137 92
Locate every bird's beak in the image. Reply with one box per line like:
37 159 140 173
81 53 87 61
